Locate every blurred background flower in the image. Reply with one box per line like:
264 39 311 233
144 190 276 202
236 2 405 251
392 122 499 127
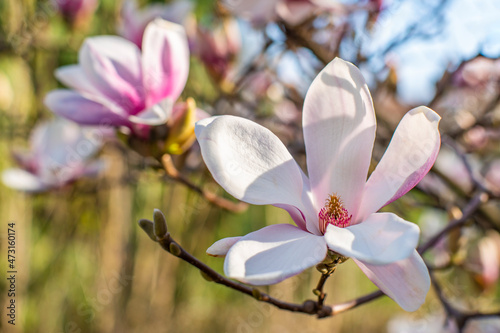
1 118 106 192
45 19 190 139
118 0 192 47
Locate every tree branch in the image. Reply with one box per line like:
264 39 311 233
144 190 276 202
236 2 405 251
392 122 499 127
138 210 385 319
161 154 248 213
418 191 489 254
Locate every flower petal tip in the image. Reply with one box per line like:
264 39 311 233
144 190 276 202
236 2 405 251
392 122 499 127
409 106 441 123
206 236 242 257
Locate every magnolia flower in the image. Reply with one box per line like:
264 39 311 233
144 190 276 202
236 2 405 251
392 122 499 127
2 118 107 192
118 0 192 48
195 58 441 311
45 19 189 139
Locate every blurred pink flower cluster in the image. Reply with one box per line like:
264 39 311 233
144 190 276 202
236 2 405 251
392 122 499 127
2 118 108 192
118 0 192 48
52 0 98 27
222 0 343 26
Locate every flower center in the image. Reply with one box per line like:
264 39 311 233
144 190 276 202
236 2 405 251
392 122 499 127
318 194 351 234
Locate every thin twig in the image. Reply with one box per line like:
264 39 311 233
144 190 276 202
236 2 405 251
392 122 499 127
161 154 248 213
418 191 489 254
431 271 500 331
139 212 385 319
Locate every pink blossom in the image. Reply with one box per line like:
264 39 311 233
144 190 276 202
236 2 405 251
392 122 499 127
45 19 189 139
222 0 343 26
486 159 500 194
196 58 441 311
453 56 500 88
474 232 500 289
118 0 192 48
2 118 107 192
194 18 241 84
52 0 98 26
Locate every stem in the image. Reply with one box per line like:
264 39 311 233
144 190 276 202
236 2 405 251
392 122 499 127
313 253 348 308
161 154 248 213
141 214 384 319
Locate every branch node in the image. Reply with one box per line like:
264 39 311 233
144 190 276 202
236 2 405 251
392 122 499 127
251 288 263 301
169 242 182 257
200 270 214 282
302 300 316 314
317 306 332 319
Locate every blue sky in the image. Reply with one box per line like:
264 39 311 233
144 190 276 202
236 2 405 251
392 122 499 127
236 0 500 104
363 0 500 103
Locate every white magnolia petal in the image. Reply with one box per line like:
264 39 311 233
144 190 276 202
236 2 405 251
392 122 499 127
355 251 430 312
324 213 419 265
358 106 441 221
128 98 173 125
195 116 317 233
1 168 48 192
303 58 376 221
206 237 242 257
225 224 327 285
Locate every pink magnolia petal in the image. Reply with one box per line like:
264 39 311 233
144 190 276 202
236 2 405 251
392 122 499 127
142 19 189 106
45 90 130 127
55 65 101 95
206 236 242 257
224 224 327 285
273 203 307 231
355 251 430 312
222 0 279 25
358 106 441 221
195 116 317 233
79 36 145 113
303 58 376 221
1 168 48 192
324 212 419 265
276 1 315 25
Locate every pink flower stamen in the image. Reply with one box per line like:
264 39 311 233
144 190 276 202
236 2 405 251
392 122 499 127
318 194 351 234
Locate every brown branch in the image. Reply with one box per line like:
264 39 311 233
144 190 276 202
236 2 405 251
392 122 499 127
161 154 248 213
139 210 385 319
431 271 500 330
418 191 489 254
280 21 333 65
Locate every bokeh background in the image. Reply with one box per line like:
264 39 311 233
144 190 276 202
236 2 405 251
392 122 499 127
1 0 500 332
